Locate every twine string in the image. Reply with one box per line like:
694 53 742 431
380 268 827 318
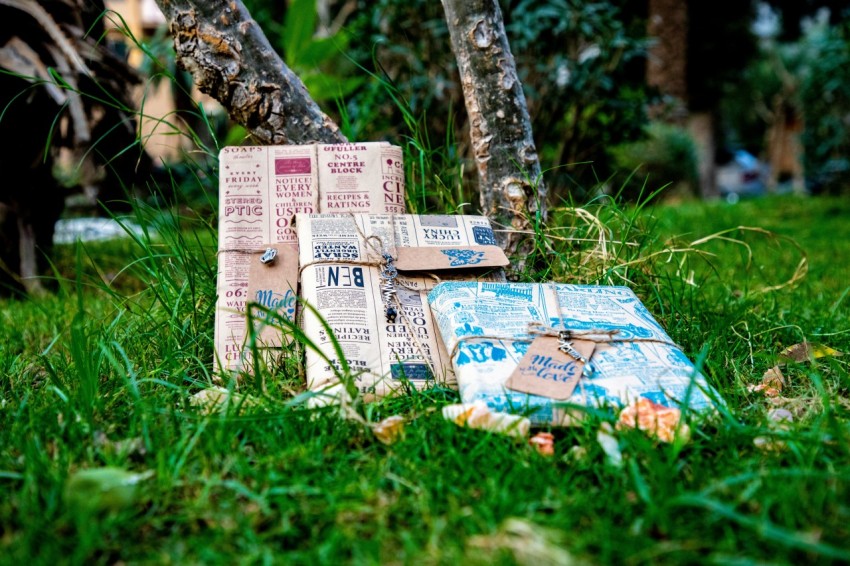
447 325 681 366
446 284 683 374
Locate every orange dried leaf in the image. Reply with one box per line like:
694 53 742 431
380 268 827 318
616 398 689 443
748 366 784 397
372 415 406 445
762 366 785 389
442 402 530 438
529 432 555 456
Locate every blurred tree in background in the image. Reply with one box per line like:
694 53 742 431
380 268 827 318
241 0 651 205
234 0 850 203
56 0 850 214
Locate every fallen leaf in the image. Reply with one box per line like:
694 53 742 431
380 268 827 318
767 408 794 423
753 435 786 452
747 383 781 397
65 467 154 514
189 386 259 413
762 365 786 388
442 401 530 438
371 415 406 445
747 365 785 397
529 432 555 456
615 398 690 443
754 407 794 452
466 517 578 565
567 445 588 463
596 422 623 468
304 383 359 424
779 342 844 363
93 431 147 458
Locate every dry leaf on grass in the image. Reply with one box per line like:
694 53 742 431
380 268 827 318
615 398 690 443
371 415 406 445
749 341 843 398
189 386 260 413
754 407 794 452
780 341 844 363
748 365 785 397
466 517 579 565
65 467 154 514
596 422 623 468
304 385 411 446
767 408 794 423
442 401 531 438
529 432 555 456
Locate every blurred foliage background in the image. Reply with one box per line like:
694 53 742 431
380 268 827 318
131 0 850 209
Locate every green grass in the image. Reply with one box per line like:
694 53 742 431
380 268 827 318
1 194 849 565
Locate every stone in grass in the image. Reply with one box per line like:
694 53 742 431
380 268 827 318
65 467 154 515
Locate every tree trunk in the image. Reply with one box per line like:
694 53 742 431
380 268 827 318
646 0 688 120
688 112 718 199
647 0 719 200
441 0 547 252
153 0 345 145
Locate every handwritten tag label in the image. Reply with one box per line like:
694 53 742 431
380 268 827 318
504 337 595 400
245 244 299 347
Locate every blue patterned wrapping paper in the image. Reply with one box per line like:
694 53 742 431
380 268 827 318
427 282 721 425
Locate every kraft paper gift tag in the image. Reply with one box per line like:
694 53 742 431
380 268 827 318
245 245 299 347
504 337 596 400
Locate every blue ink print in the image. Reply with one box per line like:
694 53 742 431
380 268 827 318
512 342 530 357
455 322 484 338
441 249 485 266
461 341 507 363
472 226 497 245
640 391 670 406
582 383 621 407
666 349 693 369
456 346 471 366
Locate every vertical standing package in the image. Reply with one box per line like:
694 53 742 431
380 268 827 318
296 213 510 399
427 282 721 424
215 142 406 373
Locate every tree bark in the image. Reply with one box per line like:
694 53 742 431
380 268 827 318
153 0 346 145
646 0 688 119
441 0 547 252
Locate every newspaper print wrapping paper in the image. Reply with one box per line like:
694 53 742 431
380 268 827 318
215 143 405 373
427 282 721 425
297 213 507 399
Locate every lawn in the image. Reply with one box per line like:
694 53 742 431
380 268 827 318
1 194 848 564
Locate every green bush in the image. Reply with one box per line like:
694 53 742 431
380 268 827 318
608 122 699 201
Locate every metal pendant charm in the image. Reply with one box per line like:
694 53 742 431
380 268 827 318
558 331 594 378
380 252 398 323
260 248 277 265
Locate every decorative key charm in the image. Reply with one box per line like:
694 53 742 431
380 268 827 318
558 331 594 378
380 252 398 323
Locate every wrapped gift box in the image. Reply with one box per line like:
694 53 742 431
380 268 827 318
215 142 405 374
427 281 721 424
297 213 508 399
